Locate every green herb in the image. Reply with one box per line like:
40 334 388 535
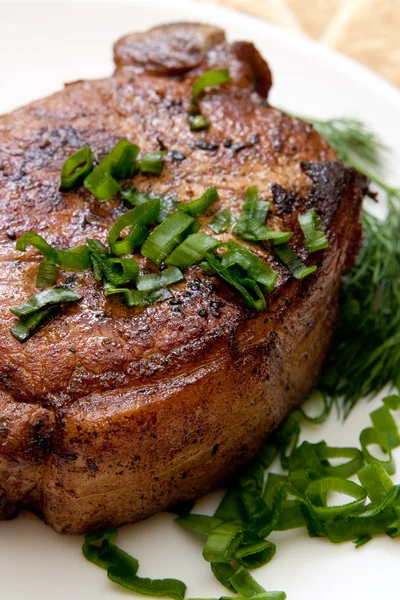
136 267 184 292
179 187 218 217
107 198 160 256
16 231 91 271
188 69 230 131
87 238 139 285
165 233 220 268
141 211 198 264
140 152 164 175
274 244 317 279
10 287 81 342
124 287 172 307
60 146 93 190
84 140 140 201
35 259 57 288
298 209 329 252
208 209 235 234
221 242 278 292
122 188 177 222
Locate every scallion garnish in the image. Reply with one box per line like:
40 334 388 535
274 244 317 279
36 259 57 289
191 69 231 100
124 287 173 307
84 140 140 201
121 188 177 222
233 187 292 245
10 287 82 319
221 242 278 292
204 252 266 311
140 152 164 175
165 233 220 268
209 209 235 233
10 288 81 342
16 231 91 271
141 210 198 264
298 209 329 252
60 146 93 190
86 238 139 285
136 267 184 292
188 69 230 131
179 186 218 217
107 198 160 256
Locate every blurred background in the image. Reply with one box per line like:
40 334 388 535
200 0 400 87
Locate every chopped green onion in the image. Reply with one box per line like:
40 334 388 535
11 306 59 343
202 522 243 563
221 242 278 292
141 211 197 264
108 198 160 256
234 540 276 569
165 233 220 268
108 563 186 600
121 188 177 223
124 287 172 307
191 69 230 99
188 115 210 131
36 259 57 288
84 140 140 201
358 464 394 501
275 244 317 279
359 427 395 474
175 514 224 537
83 529 138 572
228 566 266 597
205 252 266 310
103 282 131 296
60 146 93 190
210 563 237 592
16 231 91 271
209 209 235 233
305 477 367 519
87 238 139 285
137 267 184 292
370 405 400 449
298 209 329 252
179 187 219 217
10 287 81 319
233 189 292 244
316 445 364 479
140 152 164 175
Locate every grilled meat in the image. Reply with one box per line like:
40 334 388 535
0 23 362 533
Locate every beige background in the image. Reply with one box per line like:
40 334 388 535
202 0 400 87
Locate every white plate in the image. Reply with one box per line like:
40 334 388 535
0 1 399 599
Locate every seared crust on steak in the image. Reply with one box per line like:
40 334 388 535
0 23 362 533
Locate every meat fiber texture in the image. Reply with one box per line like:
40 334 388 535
0 23 362 533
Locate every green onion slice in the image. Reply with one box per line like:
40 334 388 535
165 233 220 268
305 477 367 519
108 198 160 256
191 69 230 99
36 259 57 289
137 267 184 292
221 242 278 292
202 521 244 563
175 514 223 537
298 209 329 252
124 287 172 307
274 244 317 279
16 231 91 271
84 140 140 201
60 146 93 190
108 564 187 600
209 209 235 233
188 114 210 131
228 566 266 597
11 306 59 343
205 252 266 311
121 188 177 223
140 152 164 175
316 445 364 479
87 238 139 285
210 563 237 593
358 464 394 501
234 540 276 569
10 287 81 319
179 187 218 217
359 427 395 474
141 211 197 264
370 404 400 449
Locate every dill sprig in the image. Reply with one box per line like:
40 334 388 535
308 116 400 414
